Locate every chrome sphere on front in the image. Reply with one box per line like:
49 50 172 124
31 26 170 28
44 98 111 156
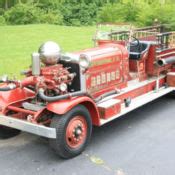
38 41 61 65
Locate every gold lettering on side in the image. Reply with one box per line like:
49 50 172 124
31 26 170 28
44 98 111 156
107 73 111 82
91 57 119 67
111 72 115 81
101 73 106 83
96 75 101 85
116 69 120 79
91 77 96 87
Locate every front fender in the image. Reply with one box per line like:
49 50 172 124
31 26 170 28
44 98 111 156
46 96 101 126
0 87 35 108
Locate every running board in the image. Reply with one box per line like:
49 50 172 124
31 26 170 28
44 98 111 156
100 87 175 125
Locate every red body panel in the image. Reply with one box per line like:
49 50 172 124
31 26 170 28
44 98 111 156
167 72 175 87
97 40 126 47
0 88 35 113
115 77 166 103
46 76 165 125
46 96 101 126
98 100 121 119
75 44 129 98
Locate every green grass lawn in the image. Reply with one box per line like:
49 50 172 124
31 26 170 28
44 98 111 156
0 24 96 77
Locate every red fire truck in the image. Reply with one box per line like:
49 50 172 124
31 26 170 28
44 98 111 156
0 24 175 159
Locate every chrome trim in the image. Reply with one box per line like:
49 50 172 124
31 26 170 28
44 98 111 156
79 54 91 69
0 115 56 139
80 66 86 91
61 53 79 63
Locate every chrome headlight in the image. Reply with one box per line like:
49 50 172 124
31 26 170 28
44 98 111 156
79 54 90 69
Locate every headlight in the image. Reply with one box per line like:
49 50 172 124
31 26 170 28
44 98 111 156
79 54 90 69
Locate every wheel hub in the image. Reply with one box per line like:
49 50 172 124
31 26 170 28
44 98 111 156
74 126 82 138
66 116 87 148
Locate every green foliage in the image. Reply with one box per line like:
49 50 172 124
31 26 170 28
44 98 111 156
4 3 63 25
0 15 6 25
0 8 5 15
1 0 175 27
97 1 175 29
36 0 61 10
60 1 98 26
0 0 118 26
4 4 41 24
40 11 63 25
97 2 140 23
97 3 124 23
137 3 175 29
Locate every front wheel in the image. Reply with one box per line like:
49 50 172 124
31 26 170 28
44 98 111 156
49 105 92 159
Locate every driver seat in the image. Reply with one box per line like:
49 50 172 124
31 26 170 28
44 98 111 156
129 41 150 60
129 41 150 81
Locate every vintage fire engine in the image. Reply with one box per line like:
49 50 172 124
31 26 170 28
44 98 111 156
0 24 175 158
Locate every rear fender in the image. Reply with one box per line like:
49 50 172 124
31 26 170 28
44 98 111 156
46 96 100 126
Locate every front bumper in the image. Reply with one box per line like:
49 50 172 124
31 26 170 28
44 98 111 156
0 115 56 139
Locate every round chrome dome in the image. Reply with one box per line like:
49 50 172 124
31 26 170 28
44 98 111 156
38 41 61 65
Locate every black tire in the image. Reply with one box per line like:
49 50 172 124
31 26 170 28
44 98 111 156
49 105 92 159
0 126 21 139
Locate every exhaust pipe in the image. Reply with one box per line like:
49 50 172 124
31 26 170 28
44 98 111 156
157 56 175 66
32 53 40 76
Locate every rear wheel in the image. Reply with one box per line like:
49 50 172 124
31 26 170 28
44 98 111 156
0 126 20 139
49 105 92 159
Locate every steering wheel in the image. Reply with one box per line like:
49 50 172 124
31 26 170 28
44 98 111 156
128 36 143 53
130 36 140 47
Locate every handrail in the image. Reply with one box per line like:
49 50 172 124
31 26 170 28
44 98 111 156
156 51 175 58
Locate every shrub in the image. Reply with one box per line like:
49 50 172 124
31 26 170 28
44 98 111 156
97 2 140 23
40 10 63 25
4 4 41 25
60 1 98 26
0 8 4 15
36 0 61 10
4 3 63 25
137 3 175 29
97 3 124 23
0 15 6 25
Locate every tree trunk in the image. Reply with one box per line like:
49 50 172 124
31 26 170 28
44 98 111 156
5 0 8 10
